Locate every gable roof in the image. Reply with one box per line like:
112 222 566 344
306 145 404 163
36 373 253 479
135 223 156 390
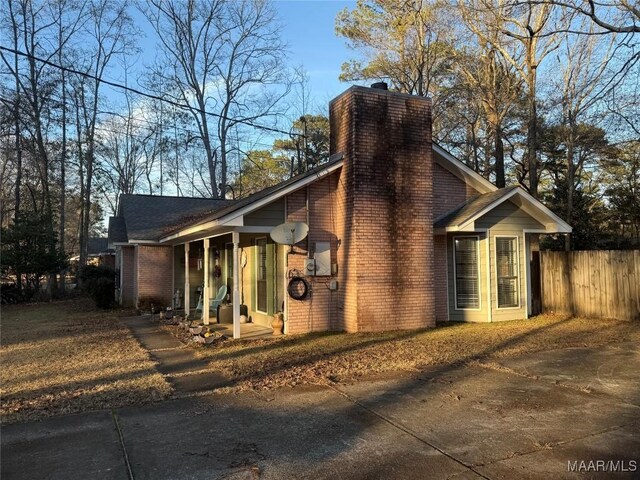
115 194 234 242
160 153 344 242
434 186 571 233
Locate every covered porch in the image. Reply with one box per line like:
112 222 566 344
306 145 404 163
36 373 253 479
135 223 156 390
169 225 287 339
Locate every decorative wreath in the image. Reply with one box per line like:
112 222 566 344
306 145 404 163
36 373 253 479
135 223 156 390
287 276 310 301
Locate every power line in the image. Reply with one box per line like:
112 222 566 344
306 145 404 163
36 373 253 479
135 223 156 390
1 93 277 150
0 45 298 138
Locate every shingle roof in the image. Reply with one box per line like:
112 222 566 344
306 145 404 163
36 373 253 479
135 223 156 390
434 186 518 229
116 195 234 241
108 217 128 246
87 237 108 255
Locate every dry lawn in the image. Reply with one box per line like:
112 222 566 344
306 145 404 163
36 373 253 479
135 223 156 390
1 298 172 424
188 314 640 392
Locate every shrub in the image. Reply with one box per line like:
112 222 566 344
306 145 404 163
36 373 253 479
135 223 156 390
0 283 29 304
79 265 115 309
137 296 166 314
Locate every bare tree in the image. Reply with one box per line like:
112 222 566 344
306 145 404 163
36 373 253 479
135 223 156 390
95 87 146 215
453 44 524 186
460 0 564 197
1 0 85 291
73 0 136 266
551 26 616 249
142 0 290 198
523 0 639 34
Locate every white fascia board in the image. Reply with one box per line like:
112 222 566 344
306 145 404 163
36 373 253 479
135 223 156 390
160 160 343 243
545 222 572 233
160 215 244 243
433 144 497 194
515 188 573 233
126 239 160 244
445 225 487 233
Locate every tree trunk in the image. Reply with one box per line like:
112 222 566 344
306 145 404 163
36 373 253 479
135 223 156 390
527 78 538 197
80 144 94 267
76 99 86 272
565 142 575 252
11 5 22 291
59 66 67 293
494 124 505 188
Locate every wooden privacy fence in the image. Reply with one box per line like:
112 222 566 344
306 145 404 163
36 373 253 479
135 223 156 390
541 250 640 321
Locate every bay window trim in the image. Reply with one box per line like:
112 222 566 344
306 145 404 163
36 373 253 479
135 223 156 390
453 235 482 311
494 235 521 310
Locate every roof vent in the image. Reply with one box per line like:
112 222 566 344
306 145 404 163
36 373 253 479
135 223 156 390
371 82 388 90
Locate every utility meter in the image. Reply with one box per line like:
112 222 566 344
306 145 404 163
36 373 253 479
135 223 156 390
304 258 316 275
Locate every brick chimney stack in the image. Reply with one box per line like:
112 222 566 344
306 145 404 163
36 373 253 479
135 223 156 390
330 86 435 332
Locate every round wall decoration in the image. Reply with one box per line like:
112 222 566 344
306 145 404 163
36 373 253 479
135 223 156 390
287 276 309 300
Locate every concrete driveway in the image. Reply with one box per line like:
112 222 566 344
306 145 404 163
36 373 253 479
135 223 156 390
2 342 639 480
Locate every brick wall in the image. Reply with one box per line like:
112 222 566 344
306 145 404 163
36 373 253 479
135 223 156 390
434 235 448 322
136 245 173 307
120 246 135 307
285 174 340 334
330 86 435 332
433 163 480 218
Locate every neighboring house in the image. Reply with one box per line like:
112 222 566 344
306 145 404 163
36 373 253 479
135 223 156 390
108 85 571 337
69 237 115 268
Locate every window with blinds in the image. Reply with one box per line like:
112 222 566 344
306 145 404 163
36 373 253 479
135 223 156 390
496 237 519 308
256 238 268 313
454 237 480 309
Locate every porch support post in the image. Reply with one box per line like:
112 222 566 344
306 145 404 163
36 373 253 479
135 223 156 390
203 238 210 325
184 242 190 319
232 231 240 339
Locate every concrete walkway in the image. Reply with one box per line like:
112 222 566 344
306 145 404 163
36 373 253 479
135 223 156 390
121 315 228 393
2 343 639 479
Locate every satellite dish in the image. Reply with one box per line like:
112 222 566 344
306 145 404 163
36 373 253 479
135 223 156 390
270 222 309 245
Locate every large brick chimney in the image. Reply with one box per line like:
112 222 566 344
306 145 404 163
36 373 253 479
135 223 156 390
330 85 435 332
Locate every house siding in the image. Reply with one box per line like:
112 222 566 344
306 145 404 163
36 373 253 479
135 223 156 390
434 235 448 322
244 198 285 226
475 200 545 231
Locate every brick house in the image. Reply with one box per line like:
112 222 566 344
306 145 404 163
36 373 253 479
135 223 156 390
108 86 570 337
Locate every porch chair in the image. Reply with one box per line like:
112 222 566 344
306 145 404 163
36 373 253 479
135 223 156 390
209 285 228 318
195 285 227 316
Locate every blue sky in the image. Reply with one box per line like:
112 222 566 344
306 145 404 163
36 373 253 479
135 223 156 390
275 0 357 110
115 1 357 114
